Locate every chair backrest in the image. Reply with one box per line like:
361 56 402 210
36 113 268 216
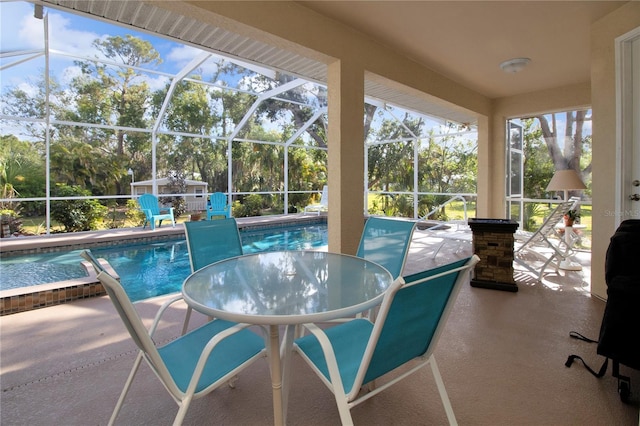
80 249 107 274
356 217 416 278
80 251 164 365
138 193 161 215
208 192 228 211
318 185 328 207
519 197 580 248
184 218 243 272
358 256 479 386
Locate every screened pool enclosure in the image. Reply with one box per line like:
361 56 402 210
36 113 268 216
0 1 478 235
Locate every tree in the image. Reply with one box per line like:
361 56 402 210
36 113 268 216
160 156 188 218
521 118 555 198
255 74 328 149
367 112 419 193
73 35 158 193
534 110 591 198
152 78 227 189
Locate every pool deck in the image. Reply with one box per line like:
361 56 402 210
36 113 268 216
1 224 623 426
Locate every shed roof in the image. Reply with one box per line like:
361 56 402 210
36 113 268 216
131 178 208 187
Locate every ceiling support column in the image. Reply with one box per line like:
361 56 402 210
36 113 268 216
327 58 365 254
475 114 495 217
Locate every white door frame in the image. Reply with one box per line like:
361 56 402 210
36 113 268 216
615 26 640 226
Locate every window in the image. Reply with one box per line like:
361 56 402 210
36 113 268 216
506 120 524 223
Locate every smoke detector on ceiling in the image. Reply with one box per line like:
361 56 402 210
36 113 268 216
500 58 531 73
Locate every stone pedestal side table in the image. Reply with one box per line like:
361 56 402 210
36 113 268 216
468 218 519 292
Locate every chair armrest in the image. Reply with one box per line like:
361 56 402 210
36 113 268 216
185 322 266 394
296 322 347 389
148 294 187 336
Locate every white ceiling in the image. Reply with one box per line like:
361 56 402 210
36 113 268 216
298 1 627 99
41 0 627 124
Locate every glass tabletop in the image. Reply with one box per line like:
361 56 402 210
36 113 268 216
182 251 393 325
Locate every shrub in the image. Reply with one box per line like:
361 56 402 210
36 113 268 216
50 184 107 232
125 199 145 226
233 194 263 217
0 208 23 235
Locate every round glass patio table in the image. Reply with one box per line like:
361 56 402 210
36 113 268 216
182 250 393 426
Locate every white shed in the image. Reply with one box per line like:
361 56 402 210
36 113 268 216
131 178 209 211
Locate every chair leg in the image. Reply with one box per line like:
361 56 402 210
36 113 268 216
181 307 193 335
109 351 144 426
334 392 355 426
429 356 458 426
173 395 194 426
227 375 239 388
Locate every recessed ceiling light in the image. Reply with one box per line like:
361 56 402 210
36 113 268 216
499 58 531 73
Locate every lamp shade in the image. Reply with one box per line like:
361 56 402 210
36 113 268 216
546 169 587 191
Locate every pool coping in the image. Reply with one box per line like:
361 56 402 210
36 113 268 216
0 214 326 315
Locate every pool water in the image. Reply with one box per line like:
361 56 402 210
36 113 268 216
0 224 328 302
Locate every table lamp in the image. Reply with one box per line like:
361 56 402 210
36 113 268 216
546 169 586 201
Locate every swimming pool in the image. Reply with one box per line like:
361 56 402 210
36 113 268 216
0 223 328 302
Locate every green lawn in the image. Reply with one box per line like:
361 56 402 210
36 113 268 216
16 201 592 250
18 211 192 235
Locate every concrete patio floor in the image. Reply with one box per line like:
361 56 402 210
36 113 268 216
2 225 639 425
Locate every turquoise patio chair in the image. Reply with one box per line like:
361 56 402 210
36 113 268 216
138 193 175 230
183 218 244 331
293 255 479 425
184 218 243 271
80 250 266 426
357 216 417 279
314 216 415 327
206 192 231 220
303 185 328 215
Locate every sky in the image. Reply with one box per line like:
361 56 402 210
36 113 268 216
0 1 480 142
0 1 277 95
0 1 298 139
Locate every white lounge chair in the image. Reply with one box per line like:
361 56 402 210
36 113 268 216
514 197 580 280
303 185 328 215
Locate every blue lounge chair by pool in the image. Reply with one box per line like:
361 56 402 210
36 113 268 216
138 193 175 230
357 216 416 279
293 255 479 425
206 192 231 220
80 250 266 426
303 185 328 215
